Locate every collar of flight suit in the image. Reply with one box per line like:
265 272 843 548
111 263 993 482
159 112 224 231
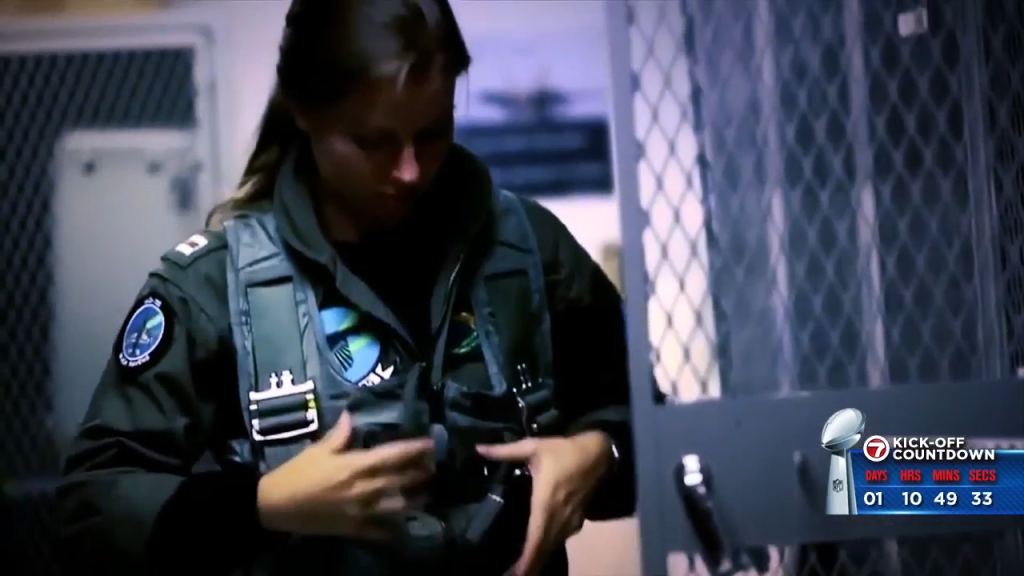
268 143 500 348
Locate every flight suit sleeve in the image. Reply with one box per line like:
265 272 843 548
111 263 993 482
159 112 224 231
546 229 636 521
57 272 267 575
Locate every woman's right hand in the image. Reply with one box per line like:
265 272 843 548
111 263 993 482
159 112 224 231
256 411 435 538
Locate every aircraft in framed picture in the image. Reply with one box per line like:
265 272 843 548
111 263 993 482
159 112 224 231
456 78 613 197
478 84 579 122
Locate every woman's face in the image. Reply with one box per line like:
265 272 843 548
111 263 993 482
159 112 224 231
294 67 457 229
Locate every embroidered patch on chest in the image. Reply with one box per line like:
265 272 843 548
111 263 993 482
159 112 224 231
449 312 481 355
320 306 395 387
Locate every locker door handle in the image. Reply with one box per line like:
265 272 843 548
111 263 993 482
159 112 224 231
675 454 727 571
674 454 771 575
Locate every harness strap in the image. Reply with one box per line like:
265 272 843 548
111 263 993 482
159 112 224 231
225 214 322 473
499 190 560 437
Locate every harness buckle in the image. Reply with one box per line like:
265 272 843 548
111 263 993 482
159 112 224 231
513 363 540 436
510 363 542 478
248 370 319 442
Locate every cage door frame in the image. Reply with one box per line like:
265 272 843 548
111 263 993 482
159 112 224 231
0 8 229 215
604 0 1024 574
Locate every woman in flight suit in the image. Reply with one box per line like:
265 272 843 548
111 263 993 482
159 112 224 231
57 1 635 575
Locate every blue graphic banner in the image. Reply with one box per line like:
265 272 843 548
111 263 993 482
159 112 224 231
456 119 612 196
850 449 1023 515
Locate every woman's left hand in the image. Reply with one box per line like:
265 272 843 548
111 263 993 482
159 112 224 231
477 431 614 576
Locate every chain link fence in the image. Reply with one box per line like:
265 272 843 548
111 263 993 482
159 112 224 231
619 0 1023 574
988 1 1024 374
0 45 198 576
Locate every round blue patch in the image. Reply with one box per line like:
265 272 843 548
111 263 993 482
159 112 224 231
320 306 383 384
118 296 168 369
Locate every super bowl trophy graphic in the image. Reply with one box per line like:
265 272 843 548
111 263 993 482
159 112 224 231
821 408 865 515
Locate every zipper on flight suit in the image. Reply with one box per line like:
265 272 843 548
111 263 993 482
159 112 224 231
432 253 465 393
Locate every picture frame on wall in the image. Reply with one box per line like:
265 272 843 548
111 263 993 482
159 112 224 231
454 28 613 198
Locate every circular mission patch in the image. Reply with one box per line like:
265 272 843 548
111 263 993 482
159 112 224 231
116 294 173 370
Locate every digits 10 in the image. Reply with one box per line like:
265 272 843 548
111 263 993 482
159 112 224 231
901 492 923 506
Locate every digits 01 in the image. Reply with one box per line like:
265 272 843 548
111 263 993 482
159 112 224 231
863 491 883 506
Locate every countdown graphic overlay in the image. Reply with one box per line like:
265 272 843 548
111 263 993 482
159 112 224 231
821 409 1023 515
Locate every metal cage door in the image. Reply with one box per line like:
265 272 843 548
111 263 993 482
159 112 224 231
606 0 1024 574
0 17 222 576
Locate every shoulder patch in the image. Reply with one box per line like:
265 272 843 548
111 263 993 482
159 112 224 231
115 294 174 372
175 233 209 256
161 231 225 268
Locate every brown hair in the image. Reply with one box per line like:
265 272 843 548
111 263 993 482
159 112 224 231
207 0 471 227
